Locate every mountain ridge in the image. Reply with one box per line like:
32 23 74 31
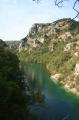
3 18 79 95
19 18 79 51
18 18 79 96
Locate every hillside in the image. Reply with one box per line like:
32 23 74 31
5 41 20 52
19 18 79 51
18 18 79 95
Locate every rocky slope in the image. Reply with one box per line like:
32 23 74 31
19 18 79 95
19 18 79 51
5 41 20 52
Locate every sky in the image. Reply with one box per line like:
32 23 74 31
0 0 78 40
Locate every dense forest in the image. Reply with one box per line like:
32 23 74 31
0 39 44 120
0 40 27 120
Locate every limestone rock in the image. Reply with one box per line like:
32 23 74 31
76 41 79 46
74 52 79 57
54 19 71 32
48 44 54 52
64 43 73 52
19 37 28 52
58 32 73 41
19 18 73 50
75 62 79 76
50 73 61 84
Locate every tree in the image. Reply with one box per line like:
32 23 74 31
33 0 79 19
55 0 79 19
0 45 26 120
0 42 45 120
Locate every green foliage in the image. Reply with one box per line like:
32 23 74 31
0 46 27 120
72 34 79 42
18 18 79 90
70 20 79 34
0 45 46 120
60 57 77 74
0 47 19 80
19 40 72 75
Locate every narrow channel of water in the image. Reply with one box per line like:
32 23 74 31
23 63 79 120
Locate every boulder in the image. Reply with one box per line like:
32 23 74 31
50 73 61 84
74 52 79 57
74 62 79 76
64 43 73 52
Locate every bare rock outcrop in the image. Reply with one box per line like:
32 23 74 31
19 18 74 51
74 62 79 76
50 73 62 84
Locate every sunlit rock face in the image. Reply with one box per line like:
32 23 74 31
4 18 79 52
54 19 71 32
18 18 79 95
50 73 62 84
19 18 76 51
74 52 79 57
75 62 79 76
58 32 73 41
64 43 73 52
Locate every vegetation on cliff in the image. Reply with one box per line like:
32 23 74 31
18 19 79 95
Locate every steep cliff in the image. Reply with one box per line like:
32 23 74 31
19 18 79 52
19 18 79 95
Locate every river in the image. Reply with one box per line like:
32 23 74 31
23 63 79 120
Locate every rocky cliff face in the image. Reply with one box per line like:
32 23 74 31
4 18 79 95
19 18 78 52
19 18 79 95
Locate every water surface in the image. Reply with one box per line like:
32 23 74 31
23 63 79 120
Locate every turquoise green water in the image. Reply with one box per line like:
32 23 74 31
23 63 79 120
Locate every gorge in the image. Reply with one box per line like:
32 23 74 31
17 18 79 96
3 18 79 120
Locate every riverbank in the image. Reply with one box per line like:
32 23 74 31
50 73 79 97
10 18 79 99
22 63 79 120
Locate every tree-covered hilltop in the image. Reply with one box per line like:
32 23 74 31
18 18 79 95
0 41 27 120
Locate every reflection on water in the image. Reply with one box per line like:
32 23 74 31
23 63 79 120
